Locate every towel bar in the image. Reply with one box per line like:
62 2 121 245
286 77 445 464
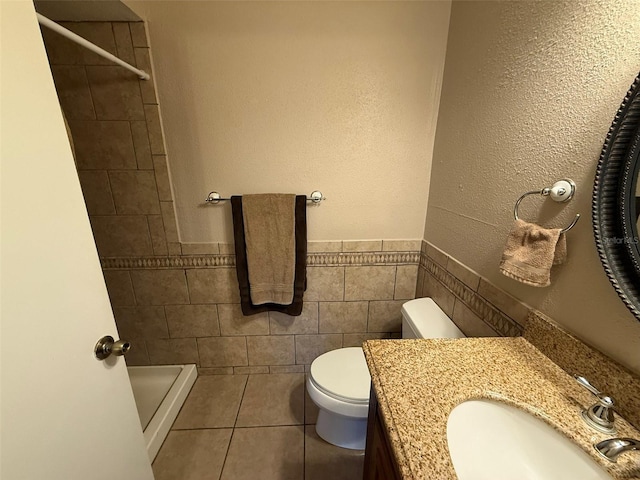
513 179 580 233
205 191 326 205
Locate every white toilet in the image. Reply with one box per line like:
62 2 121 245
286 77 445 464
306 297 466 449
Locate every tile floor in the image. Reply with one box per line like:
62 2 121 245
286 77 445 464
153 373 365 480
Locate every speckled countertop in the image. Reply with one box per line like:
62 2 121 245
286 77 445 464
363 337 640 479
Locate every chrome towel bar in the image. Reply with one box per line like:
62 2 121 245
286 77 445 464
205 190 326 204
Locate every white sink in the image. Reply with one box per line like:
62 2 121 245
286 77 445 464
447 399 612 480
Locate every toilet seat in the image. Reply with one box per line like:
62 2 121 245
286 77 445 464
309 347 370 404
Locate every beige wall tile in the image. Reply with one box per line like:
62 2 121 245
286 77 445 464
77 171 116 215
478 279 530 325
186 268 240 304
234 366 269 374
112 22 135 65
382 240 422 252
130 269 189 305
109 170 161 215
147 338 198 364
218 304 269 336
447 257 480 291
122 337 149 365
103 270 135 306
160 201 179 243
422 273 455 318
416 266 426 298
307 241 342 253
113 306 168 338
69 120 137 170
165 304 220 338
50 66 95 120
147 215 168 255
198 336 248 367
182 243 220 255
343 240 382 252
368 300 405 332
42 22 117 65
270 365 305 374
421 239 428 255
318 301 368 333
394 265 418 300
144 104 165 154
198 367 234 375
167 242 182 256
90 215 153 256
134 47 157 104
426 242 449 268
219 243 236 254
343 332 391 347
247 336 295 365
86 66 145 120
305 267 344 301
269 302 318 335
130 120 153 169
452 300 500 338
295 334 342 365
344 266 395 301
152 155 173 201
129 22 148 48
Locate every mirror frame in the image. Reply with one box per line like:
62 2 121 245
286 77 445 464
593 72 640 320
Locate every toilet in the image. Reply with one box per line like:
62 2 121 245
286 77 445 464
306 297 466 449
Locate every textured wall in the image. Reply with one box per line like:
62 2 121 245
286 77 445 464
125 1 451 243
426 1 640 374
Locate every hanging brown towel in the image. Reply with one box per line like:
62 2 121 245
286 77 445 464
231 194 307 316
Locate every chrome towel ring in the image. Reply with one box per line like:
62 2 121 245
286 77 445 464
513 179 580 233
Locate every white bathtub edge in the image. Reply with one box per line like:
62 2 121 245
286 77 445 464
144 364 197 462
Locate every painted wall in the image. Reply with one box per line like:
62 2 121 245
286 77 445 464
426 0 640 374
125 1 451 243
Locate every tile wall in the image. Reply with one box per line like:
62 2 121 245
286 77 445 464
417 240 527 337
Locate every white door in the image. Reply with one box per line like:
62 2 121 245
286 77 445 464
1 2 154 479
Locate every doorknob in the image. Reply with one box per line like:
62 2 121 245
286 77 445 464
94 335 131 360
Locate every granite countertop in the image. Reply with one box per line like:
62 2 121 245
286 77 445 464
363 337 640 479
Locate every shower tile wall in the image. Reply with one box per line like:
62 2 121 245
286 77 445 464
41 21 418 372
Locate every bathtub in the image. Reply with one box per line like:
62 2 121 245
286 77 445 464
127 364 197 461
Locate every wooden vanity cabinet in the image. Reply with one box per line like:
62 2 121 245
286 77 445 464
363 388 402 480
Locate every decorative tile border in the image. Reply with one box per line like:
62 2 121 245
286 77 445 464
101 251 421 270
420 251 523 337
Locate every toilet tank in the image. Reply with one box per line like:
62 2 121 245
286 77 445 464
401 298 466 339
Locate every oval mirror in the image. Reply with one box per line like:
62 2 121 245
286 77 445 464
593 72 640 320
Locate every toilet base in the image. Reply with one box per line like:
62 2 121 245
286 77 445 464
315 409 367 450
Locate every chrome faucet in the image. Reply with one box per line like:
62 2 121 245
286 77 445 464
594 438 640 462
574 375 616 434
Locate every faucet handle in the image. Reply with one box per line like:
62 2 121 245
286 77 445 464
574 375 616 434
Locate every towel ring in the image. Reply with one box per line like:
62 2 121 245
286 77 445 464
513 179 580 233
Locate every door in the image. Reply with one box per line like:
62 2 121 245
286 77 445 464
1 2 154 479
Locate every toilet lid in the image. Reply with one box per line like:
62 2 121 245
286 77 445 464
310 347 371 403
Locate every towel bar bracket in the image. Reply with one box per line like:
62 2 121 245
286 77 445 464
205 191 326 205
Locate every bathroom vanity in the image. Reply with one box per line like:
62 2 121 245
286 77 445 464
361 327 640 479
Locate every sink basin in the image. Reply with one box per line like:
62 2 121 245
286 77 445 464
447 399 612 480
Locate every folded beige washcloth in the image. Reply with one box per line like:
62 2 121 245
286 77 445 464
242 194 296 305
499 219 566 287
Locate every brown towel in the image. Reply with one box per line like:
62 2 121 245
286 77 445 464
499 219 566 287
231 195 307 316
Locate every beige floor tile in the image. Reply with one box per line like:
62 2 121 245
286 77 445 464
236 374 304 427
304 426 365 480
152 429 232 480
173 375 247 429
221 426 304 480
304 381 319 425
